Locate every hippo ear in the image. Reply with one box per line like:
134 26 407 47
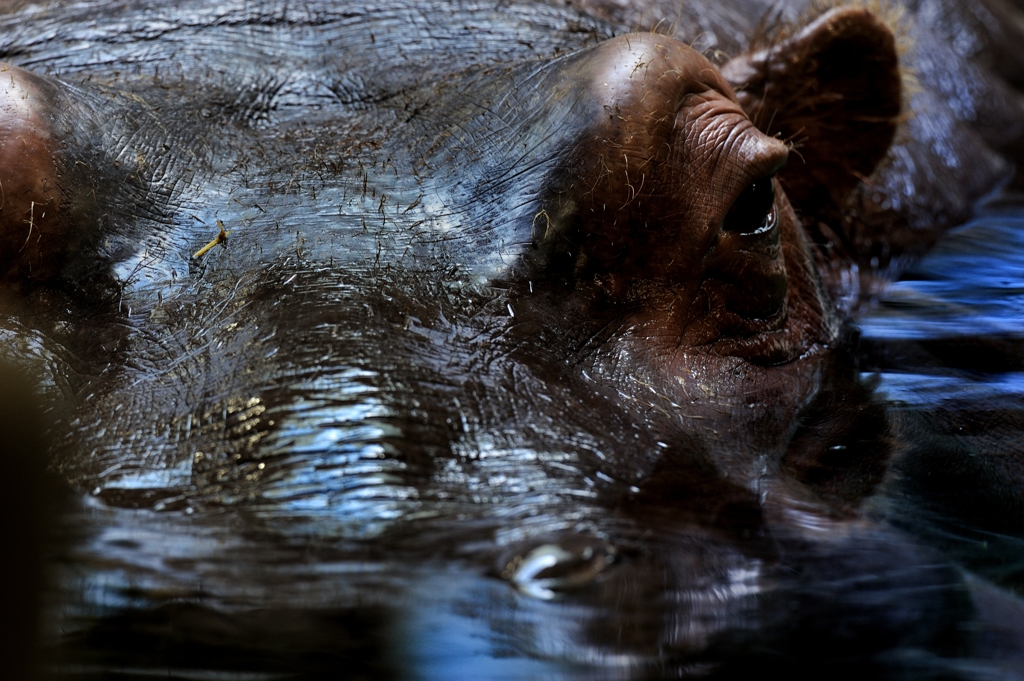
720 7 902 216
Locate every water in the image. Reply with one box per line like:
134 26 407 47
860 196 1024 595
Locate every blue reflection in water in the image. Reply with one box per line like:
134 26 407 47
862 201 1024 401
861 198 1024 597
399 573 586 681
871 372 1024 404
862 204 1024 342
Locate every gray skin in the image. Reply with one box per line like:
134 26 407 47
0 0 1023 678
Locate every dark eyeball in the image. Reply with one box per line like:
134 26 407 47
723 176 777 236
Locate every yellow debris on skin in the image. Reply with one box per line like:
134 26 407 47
192 219 230 259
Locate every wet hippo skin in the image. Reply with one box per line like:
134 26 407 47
1 1 1023 679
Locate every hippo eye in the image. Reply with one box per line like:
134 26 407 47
723 176 776 236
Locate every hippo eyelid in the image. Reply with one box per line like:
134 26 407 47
722 175 777 236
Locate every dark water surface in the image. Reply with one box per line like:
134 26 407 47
862 196 1024 584
42 199 1024 679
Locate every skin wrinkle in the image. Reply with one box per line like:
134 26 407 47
676 96 786 194
667 103 789 325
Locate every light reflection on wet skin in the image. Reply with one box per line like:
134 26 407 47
44 200 1024 678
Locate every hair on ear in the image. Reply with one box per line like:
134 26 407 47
722 6 904 214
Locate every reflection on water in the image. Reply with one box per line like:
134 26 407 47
863 212 1024 341
863 200 1024 404
860 197 1024 605
43 198 1024 679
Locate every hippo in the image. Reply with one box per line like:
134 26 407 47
2 0 1024 678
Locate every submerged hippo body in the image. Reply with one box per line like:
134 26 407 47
1 0 1024 678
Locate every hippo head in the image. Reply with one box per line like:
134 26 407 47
0 7 899 359
0 7 901 504
0 3 976 673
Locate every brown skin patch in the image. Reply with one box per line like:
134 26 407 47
539 34 829 364
0 64 63 281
